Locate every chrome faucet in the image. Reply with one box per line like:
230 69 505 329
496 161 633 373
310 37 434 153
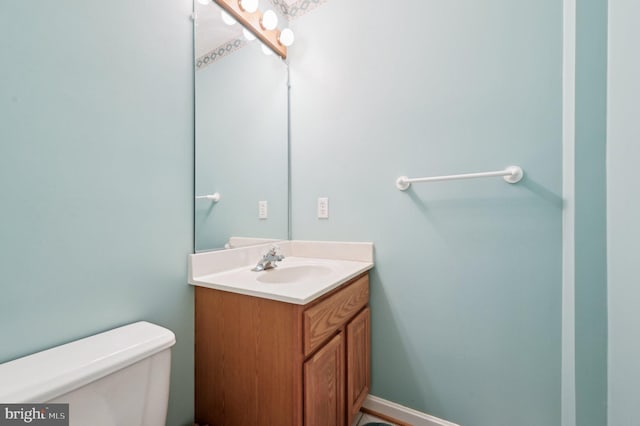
252 246 285 272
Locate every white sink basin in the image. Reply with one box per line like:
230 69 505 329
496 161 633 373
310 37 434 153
256 264 333 284
190 255 374 304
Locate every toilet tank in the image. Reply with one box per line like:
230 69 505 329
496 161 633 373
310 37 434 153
0 321 176 426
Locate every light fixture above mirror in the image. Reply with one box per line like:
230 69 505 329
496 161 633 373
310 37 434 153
208 0 294 59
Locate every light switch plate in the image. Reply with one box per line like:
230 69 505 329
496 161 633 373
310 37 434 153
259 200 268 219
317 197 329 219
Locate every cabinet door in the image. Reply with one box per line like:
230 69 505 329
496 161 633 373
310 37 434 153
346 307 370 426
304 333 345 426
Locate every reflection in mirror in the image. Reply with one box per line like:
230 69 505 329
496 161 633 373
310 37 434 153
194 0 289 252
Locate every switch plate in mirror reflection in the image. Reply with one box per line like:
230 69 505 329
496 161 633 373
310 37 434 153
194 0 290 252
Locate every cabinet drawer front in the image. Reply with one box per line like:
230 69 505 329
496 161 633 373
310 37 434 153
304 274 369 356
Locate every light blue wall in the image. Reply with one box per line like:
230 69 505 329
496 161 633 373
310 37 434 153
607 0 640 424
195 46 288 251
0 1 194 425
289 1 562 425
575 0 608 424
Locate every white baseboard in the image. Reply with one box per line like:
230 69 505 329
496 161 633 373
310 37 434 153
363 395 460 426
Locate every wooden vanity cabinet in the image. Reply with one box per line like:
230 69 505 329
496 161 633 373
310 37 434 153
195 272 371 426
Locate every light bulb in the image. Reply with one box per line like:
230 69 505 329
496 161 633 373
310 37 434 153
260 10 278 30
261 44 274 56
278 28 295 47
197 0 210 4
220 10 237 25
238 0 258 13
242 28 256 41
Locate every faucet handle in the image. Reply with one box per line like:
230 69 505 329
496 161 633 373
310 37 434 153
252 245 284 271
269 244 281 254
266 245 284 261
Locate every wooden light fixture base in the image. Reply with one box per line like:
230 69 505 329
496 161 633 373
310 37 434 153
213 0 287 59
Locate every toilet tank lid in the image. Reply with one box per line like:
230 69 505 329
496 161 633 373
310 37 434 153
0 321 176 403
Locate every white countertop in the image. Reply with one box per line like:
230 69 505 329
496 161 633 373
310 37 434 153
189 240 374 305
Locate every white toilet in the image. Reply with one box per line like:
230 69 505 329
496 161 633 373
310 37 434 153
0 321 176 426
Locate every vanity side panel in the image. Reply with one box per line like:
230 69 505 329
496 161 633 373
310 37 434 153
195 287 302 425
195 286 225 423
256 296 304 426
346 307 371 425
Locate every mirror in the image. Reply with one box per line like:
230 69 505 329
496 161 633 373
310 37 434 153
194 0 289 252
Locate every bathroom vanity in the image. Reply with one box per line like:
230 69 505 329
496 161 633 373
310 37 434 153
190 241 374 426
